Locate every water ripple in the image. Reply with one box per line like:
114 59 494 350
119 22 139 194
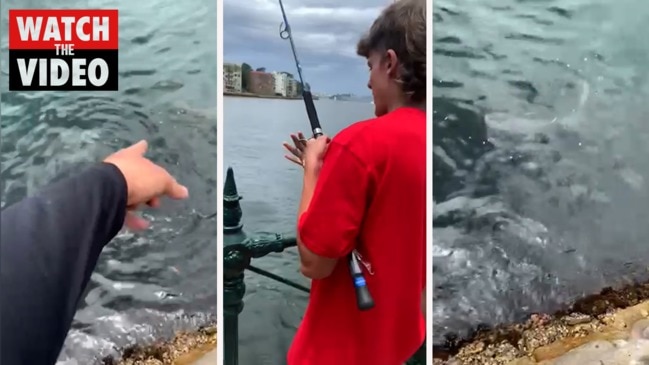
1 0 217 363
433 0 649 345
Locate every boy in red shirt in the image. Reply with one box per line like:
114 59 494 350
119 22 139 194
281 0 426 364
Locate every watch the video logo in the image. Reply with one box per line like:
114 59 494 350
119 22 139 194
8 9 119 91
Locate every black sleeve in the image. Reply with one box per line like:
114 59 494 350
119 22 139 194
0 162 127 365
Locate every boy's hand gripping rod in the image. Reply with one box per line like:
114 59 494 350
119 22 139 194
278 0 374 310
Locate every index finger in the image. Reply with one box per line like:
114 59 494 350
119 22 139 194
164 174 189 200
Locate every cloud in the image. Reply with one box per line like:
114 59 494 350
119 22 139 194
223 0 386 95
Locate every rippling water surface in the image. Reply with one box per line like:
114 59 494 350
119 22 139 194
433 0 649 344
1 0 217 363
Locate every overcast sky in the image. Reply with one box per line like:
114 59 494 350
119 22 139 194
223 0 388 95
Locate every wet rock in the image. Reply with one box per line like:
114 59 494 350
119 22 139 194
561 313 592 326
102 324 216 365
434 282 649 365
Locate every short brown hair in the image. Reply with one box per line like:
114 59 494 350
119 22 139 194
357 0 426 103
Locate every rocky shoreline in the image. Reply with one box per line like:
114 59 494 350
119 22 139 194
101 324 217 365
434 281 649 365
91 281 649 364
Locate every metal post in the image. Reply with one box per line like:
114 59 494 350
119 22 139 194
223 167 247 365
222 166 421 364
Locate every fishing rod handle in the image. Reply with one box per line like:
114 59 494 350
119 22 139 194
353 274 375 310
302 90 323 137
349 254 375 311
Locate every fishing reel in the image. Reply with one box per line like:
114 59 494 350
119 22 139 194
276 0 374 311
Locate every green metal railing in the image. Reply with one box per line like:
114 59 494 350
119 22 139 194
222 166 425 365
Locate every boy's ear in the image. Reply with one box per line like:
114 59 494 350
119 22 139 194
385 49 399 78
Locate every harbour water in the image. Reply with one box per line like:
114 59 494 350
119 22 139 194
0 0 217 363
223 96 374 364
433 0 649 347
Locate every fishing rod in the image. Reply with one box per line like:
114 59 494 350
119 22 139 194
278 0 374 311
277 0 321 138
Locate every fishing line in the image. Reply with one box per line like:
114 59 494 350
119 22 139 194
277 0 375 311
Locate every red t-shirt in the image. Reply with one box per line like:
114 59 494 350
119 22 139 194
288 107 426 365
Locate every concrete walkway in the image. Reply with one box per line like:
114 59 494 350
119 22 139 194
191 349 217 365
510 300 649 365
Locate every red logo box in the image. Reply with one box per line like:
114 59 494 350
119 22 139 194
8 9 119 91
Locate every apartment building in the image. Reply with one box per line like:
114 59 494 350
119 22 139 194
223 63 242 93
272 71 288 97
249 71 275 96
286 78 299 98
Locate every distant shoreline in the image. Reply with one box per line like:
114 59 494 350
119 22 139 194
223 91 302 100
223 91 372 103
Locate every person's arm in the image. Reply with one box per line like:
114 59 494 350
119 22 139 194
296 141 373 279
0 162 127 365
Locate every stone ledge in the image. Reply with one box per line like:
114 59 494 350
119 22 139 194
101 324 217 365
434 281 649 365
508 301 649 365
182 349 217 365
